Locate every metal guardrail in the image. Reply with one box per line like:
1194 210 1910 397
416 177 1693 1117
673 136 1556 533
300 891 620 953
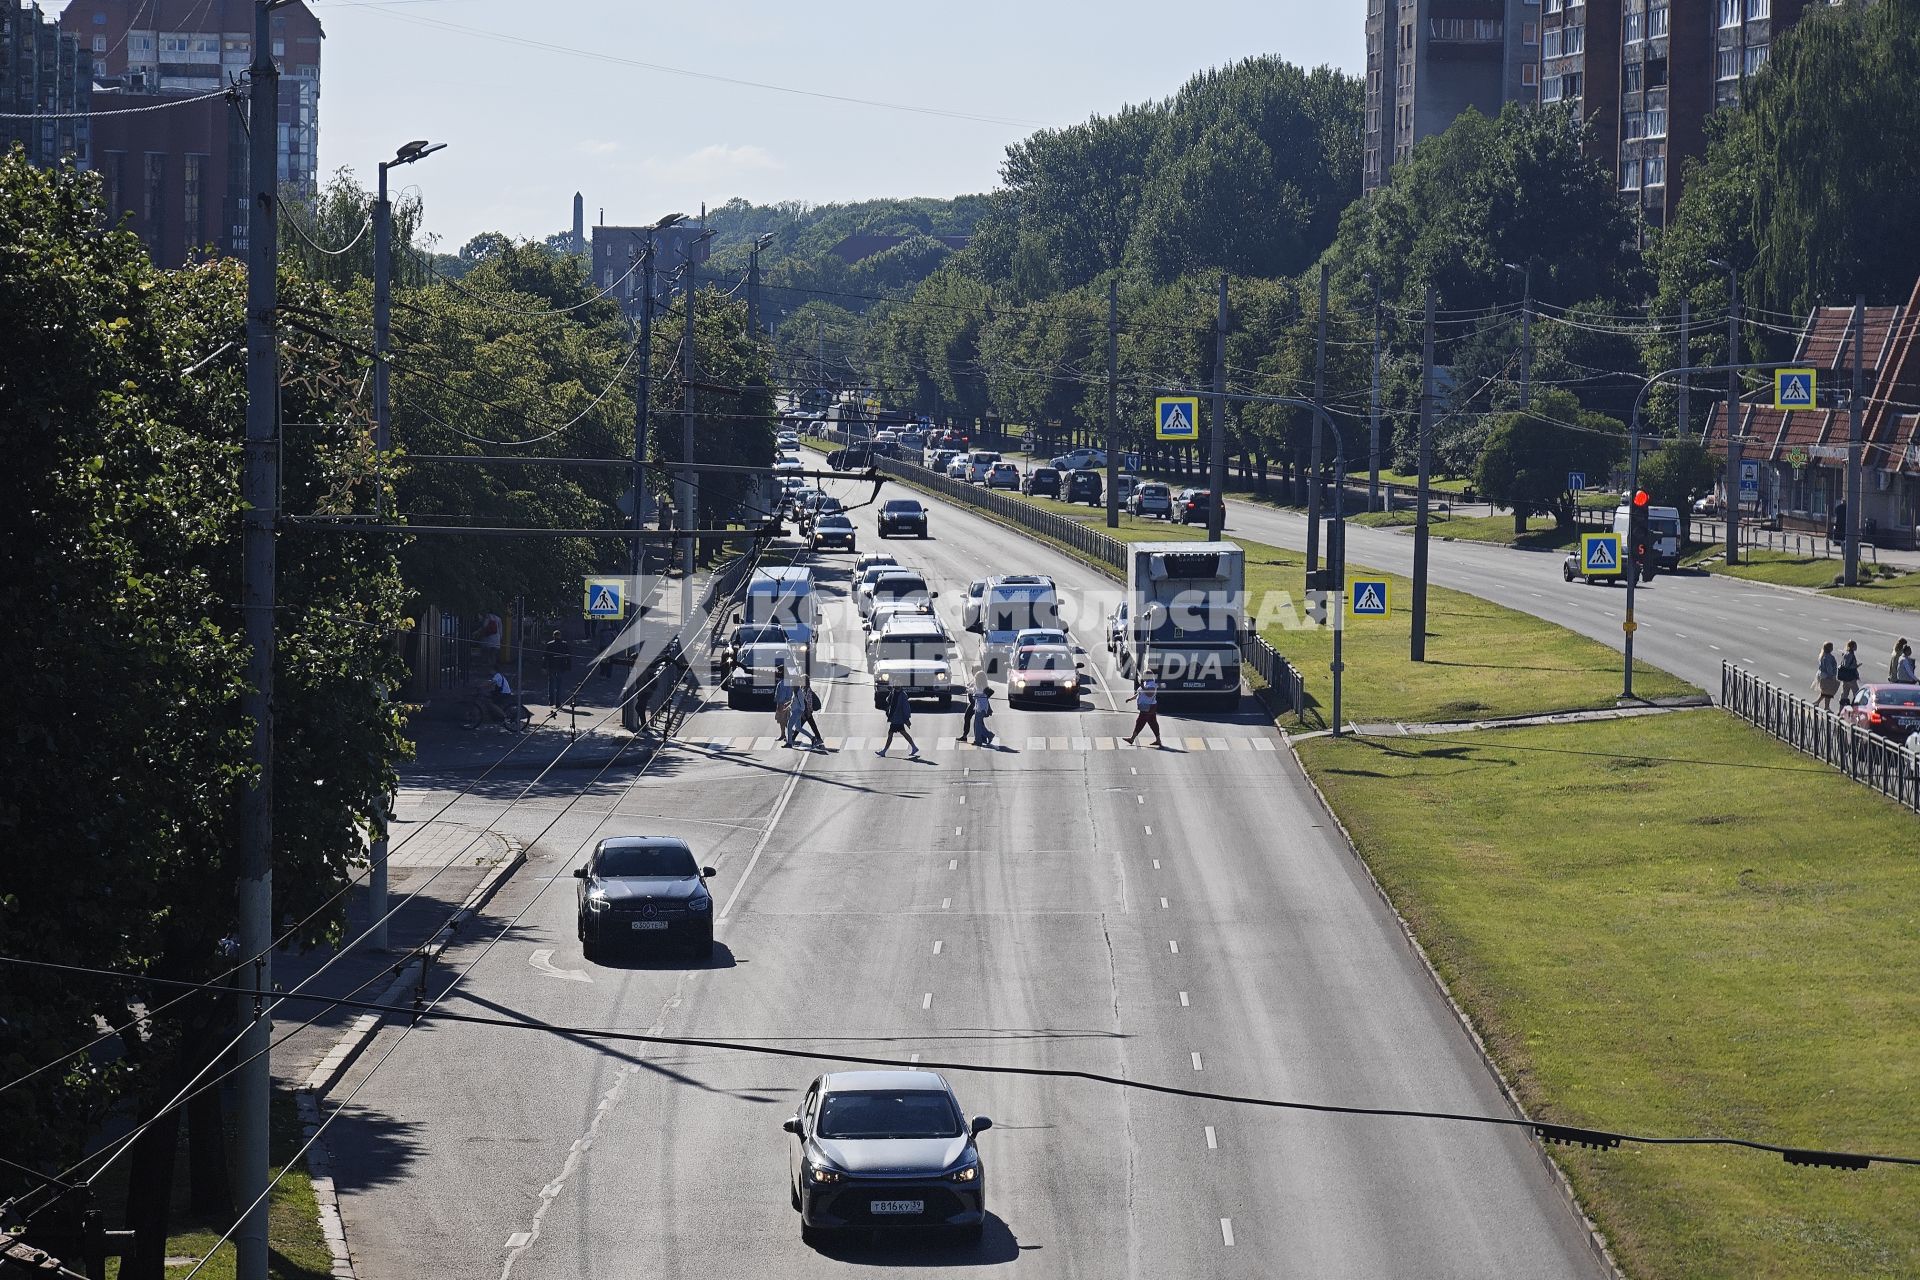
1721 662 1919 813
812 429 1307 719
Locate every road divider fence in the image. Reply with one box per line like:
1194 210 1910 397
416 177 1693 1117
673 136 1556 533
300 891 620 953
1721 661 1919 813
813 429 1305 719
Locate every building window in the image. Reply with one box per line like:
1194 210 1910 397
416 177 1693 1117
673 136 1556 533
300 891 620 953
1720 0 1741 24
92 35 106 52
1747 0 1770 16
1524 21 1539 42
1718 47 1740 79
1522 62 1539 85
1649 5 1668 35
1624 60 1644 91
1744 43 1769 72
1543 74 1564 100
1547 0 1564 10
1623 10 1644 41
1647 106 1667 136
184 154 202 247
1648 56 1668 86
1622 159 1643 190
92 10 105 22
1645 154 1666 186
1623 111 1646 140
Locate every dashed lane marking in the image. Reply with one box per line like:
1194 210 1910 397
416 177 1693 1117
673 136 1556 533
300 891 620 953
1191 1052 1203 1071
922 992 933 1010
1221 1218 1235 1247
1179 991 1189 1006
1205 1126 1217 1150
1168 940 1179 954
932 940 943 955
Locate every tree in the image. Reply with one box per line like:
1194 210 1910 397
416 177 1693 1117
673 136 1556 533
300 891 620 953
1638 438 1718 545
1474 389 1627 531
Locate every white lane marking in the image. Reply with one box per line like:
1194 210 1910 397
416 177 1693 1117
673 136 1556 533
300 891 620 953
504 1232 530 1250
1757 625 1771 632
718 746 812 922
1797 636 1810 643
1160 897 1169 909
941 897 952 910
909 1052 920 1064
960 794 966 805
1179 991 1189 1006
1136 795 1144 805
1168 940 1179 954
1130 767 1137 776
528 949 593 984
933 940 943 955
955 825 963 836
1144 825 1153 836
948 858 958 870
1205 1126 1217 1150
1152 859 1161 869
1675 632 1688 639
1191 1051 1203 1071
963 767 970 776
1709 644 1722 651
499 1061 640 1278
1779 673 1792 680
922 992 933 1010
1221 1218 1235 1247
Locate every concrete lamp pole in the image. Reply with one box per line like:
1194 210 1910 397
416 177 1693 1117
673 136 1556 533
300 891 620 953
367 137 443 955
747 231 773 342
1707 258 1742 563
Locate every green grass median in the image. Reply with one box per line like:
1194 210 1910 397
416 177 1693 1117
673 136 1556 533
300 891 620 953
1294 711 1920 1280
1683 548 1920 613
1349 507 1588 551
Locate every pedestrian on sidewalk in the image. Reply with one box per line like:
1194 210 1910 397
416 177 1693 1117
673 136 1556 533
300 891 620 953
1124 673 1163 747
1900 645 1918 685
876 684 919 758
970 681 996 748
543 629 573 709
1813 642 1840 710
773 660 794 739
959 670 989 742
1837 640 1862 705
1891 639 1910 682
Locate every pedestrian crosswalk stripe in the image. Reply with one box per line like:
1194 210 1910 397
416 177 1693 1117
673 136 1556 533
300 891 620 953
752 736 778 751
1186 737 1207 751
711 731 1285 753
1095 736 1117 750
1048 737 1069 752
1026 736 1047 752
1252 738 1275 751
1072 737 1092 752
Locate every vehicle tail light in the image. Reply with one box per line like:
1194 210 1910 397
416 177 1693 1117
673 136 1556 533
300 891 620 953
1868 711 1883 724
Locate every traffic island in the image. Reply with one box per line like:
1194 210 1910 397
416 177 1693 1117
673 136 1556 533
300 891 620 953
1294 710 1920 1280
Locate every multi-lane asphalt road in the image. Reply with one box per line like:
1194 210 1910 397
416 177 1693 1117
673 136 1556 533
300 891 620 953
326 480 1607 1279
1192 496 1913 701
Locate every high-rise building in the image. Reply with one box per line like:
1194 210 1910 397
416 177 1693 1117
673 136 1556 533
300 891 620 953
591 223 712 319
59 0 322 192
1 2 92 168
1545 0 1813 226
1365 0 1542 190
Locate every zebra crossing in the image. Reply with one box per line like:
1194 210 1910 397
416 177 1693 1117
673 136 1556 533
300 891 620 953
671 734 1279 754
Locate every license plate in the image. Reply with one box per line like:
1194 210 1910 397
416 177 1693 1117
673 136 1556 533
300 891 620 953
630 920 669 931
870 1200 923 1215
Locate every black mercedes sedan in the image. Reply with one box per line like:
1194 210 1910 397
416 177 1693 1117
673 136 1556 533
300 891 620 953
574 836 716 961
785 1070 991 1246
877 499 929 538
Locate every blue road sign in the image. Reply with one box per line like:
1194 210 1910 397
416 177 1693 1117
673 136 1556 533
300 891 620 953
1774 368 1817 410
1346 579 1391 619
583 577 626 619
1567 471 1586 492
1580 532 1622 576
1155 396 1199 441
1739 459 1760 497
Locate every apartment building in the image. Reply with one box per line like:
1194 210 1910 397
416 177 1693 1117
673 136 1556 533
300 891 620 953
1364 0 1542 190
1 2 91 168
590 223 713 320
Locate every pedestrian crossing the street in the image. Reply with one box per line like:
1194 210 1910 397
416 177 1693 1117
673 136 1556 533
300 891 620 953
674 733 1279 754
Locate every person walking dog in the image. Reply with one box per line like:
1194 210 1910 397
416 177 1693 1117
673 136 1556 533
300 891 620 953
876 683 919 758
1124 673 1163 747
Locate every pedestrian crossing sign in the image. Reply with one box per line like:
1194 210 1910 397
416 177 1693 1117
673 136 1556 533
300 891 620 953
583 576 626 619
1155 396 1200 441
1773 368 1817 410
1346 579 1391 619
1581 532 1622 575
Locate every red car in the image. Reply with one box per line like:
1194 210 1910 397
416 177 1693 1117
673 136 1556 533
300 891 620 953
1007 644 1084 708
1839 683 1920 741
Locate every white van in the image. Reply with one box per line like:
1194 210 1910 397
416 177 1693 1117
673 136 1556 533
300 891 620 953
1612 503 1683 571
744 567 817 645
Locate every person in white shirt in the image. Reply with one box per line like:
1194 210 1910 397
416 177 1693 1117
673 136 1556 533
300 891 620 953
1124 674 1163 747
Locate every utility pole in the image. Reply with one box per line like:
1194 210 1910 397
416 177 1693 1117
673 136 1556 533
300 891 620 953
679 269 697 623
1845 294 1864 587
633 244 655 573
1519 263 1533 409
235 4 279 1276
1713 260 1743 563
1105 278 1119 530
1306 262 1329 572
1412 286 1434 662
1368 272 1382 513
747 232 772 342
369 138 442 953
1677 300 1691 436
1207 273 1229 540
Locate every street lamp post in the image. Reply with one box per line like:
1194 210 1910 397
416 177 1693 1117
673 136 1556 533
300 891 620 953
369 138 442 956
747 232 773 341
634 213 686 585
1707 258 1742 563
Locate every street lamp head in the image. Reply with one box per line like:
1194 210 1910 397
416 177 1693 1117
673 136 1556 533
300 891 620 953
755 233 775 250
653 212 688 231
388 140 446 169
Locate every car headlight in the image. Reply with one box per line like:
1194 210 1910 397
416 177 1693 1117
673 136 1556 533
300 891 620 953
805 1161 844 1185
688 895 711 912
1063 680 1078 690
585 892 609 912
1013 678 1028 689
876 672 891 683
935 671 948 682
947 1164 980 1183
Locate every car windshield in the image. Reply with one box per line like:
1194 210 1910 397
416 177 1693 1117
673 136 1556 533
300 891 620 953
1017 630 1068 648
873 638 947 663
884 501 922 513
818 515 851 528
1142 485 1168 497
873 578 929 599
738 645 790 670
1017 648 1075 672
733 625 784 646
817 1090 963 1140
597 842 697 879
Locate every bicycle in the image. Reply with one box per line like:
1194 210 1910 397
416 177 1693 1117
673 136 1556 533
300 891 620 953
460 686 531 732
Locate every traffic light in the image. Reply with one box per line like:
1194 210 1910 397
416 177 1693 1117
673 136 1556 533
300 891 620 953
1628 490 1651 575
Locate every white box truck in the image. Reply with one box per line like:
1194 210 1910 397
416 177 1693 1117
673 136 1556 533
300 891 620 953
1121 542 1245 706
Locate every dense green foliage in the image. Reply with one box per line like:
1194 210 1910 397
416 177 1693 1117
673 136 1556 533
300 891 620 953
1474 389 1627 529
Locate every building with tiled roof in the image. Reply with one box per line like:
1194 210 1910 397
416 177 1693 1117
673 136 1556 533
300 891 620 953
1705 278 1920 548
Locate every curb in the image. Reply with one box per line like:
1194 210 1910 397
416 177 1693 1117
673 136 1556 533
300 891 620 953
294 838 529 1280
1281 731 1626 1280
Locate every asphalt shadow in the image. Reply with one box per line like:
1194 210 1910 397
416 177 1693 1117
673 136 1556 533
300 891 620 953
325 1104 428 1192
812 1213 1026 1266
589 940 741 973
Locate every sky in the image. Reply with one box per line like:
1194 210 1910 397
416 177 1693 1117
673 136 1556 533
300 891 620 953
301 0 1363 250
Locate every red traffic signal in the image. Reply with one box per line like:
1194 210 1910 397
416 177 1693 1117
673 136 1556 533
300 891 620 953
1633 490 1649 507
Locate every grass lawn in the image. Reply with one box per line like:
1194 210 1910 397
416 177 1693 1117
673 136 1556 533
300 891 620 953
1683 549 1920 612
1349 507 1588 551
879 465 1692 723
1296 711 1920 1280
103 1092 333 1280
